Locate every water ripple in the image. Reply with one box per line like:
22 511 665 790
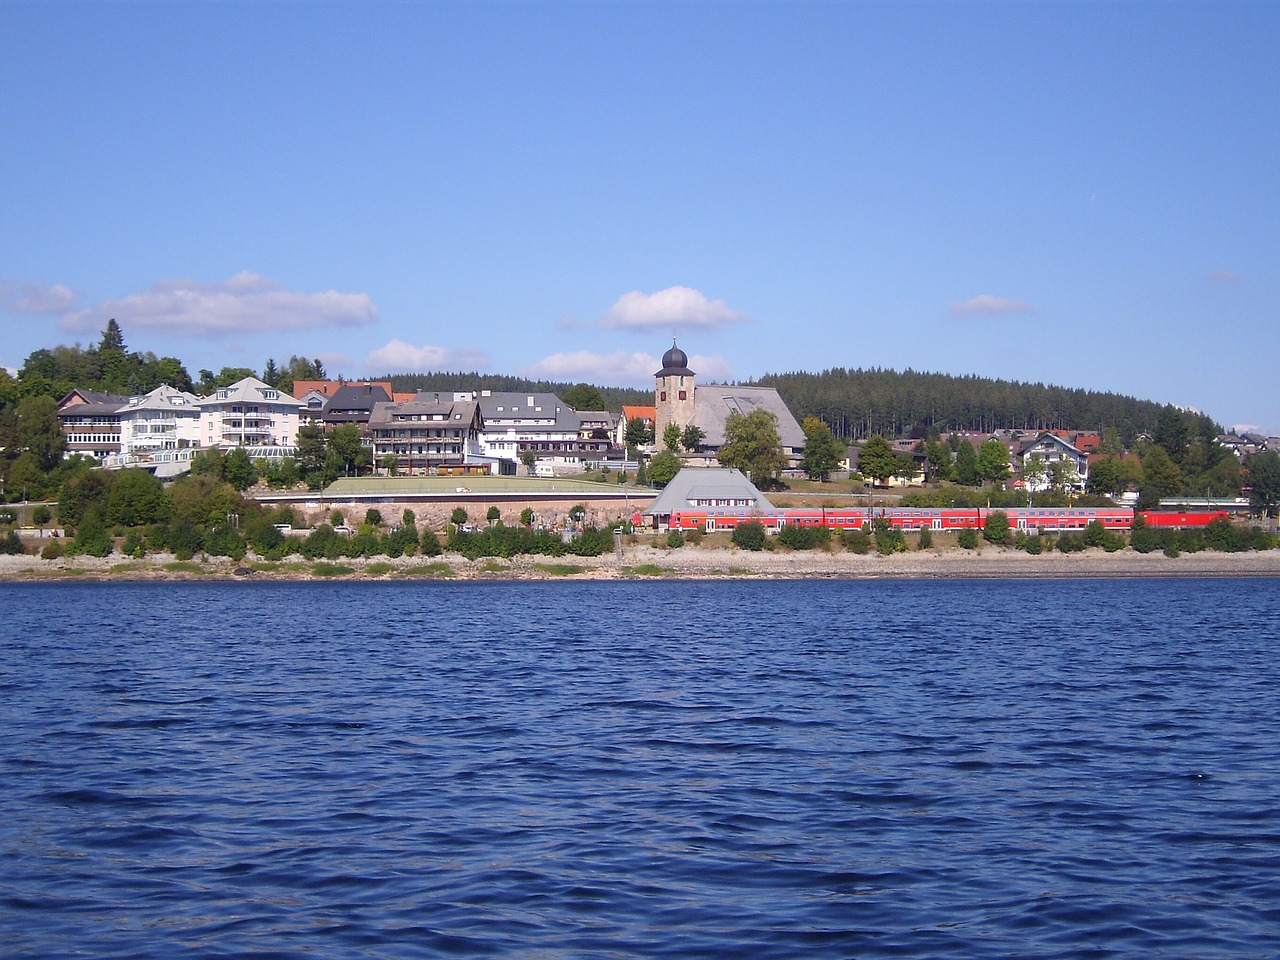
2 578 1279 959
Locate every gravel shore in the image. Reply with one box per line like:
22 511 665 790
3 545 1280 581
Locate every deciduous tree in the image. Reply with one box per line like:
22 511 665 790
718 410 786 487
800 416 842 481
648 450 680 488
856 435 897 486
1245 450 1280 518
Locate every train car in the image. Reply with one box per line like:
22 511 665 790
1137 510 1230 529
666 506 1231 534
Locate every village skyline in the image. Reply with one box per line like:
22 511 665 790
2 2 1277 433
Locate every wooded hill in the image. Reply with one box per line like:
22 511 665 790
751 368 1213 441
385 368 1216 442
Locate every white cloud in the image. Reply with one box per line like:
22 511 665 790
519 350 735 387
58 271 378 336
362 339 489 375
950 294 1032 317
599 286 752 332
0 280 82 315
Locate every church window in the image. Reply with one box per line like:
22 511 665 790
660 391 667 401
678 391 687 400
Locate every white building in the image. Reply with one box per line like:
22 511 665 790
118 384 202 454
473 391 609 472
196 376 302 450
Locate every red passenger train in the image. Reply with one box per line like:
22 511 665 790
665 506 1230 534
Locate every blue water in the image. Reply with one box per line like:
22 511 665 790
2 579 1279 959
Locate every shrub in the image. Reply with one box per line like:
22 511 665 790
121 531 146 558
731 521 768 551
667 530 685 548
1 529 24 555
1024 534 1044 555
874 518 907 554
957 528 979 550
41 540 65 560
1057 533 1086 553
72 506 113 558
917 526 933 550
205 522 247 560
983 511 1010 545
778 524 825 550
841 528 871 554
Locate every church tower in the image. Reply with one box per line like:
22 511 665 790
654 339 696 443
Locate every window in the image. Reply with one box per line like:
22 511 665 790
678 390 687 400
660 392 667 401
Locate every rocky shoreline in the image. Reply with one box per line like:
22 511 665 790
3 545 1280 582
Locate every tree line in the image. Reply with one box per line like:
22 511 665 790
752 367 1217 441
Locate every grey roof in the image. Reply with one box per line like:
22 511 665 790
58 389 128 416
691 385 806 451
368 397 481 429
1016 432 1084 458
643 466 775 516
123 384 200 412
195 376 302 408
324 383 393 421
476 392 580 432
655 340 695 378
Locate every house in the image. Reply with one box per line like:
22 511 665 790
118 384 202 454
297 389 329 428
652 341 805 464
367 394 485 475
473 391 609 473
321 383 394 431
1016 431 1089 491
641 466 774 530
57 389 128 459
617 405 656 446
196 376 302 449
575 410 617 442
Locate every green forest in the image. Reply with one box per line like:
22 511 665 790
753 367 1217 442
1 319 1228 443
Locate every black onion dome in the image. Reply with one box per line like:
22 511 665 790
655 340 695 378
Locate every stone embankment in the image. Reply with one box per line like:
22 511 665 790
3 546 1280 582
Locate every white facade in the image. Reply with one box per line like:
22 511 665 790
196 376 302 449
473 391 587 465
118 385 202 454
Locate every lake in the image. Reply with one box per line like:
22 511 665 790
3 579 1279 958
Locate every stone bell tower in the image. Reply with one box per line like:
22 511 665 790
654 339 696 443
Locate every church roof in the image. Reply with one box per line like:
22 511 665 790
655 340 695 377
691 385 806 451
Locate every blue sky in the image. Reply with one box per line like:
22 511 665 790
2 1 1277 432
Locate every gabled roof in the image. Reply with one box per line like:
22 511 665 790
1016 431 1085 458
367 396 482 429
476 392 580 431
122 384 200 413
196 376 302 408
291 380 394 400
692 385 805 450
57 388 128 414
323 383 393 419
643 467 775 516
621 405 656 422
